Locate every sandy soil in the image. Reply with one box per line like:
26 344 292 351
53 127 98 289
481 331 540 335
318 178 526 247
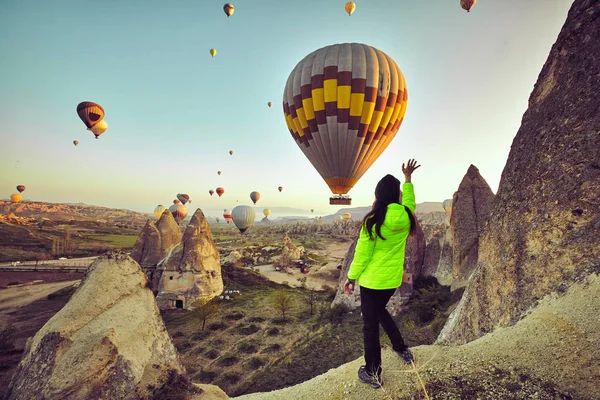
253 265 335 290
0 280 79 320
233 273 600 400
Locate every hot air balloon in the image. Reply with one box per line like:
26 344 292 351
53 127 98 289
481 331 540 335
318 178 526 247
229 150 234 155
177 193 191 205
216 217 221 223
223 211 232 223
169 203 188 222
263 208 271 217
232 205 255 233
345 1 356 16
154 205 167 218
460 0 476 12
77 101 105 130
442 199 453 214
73 140 79 146
216 187 225 197
250 191 260 205
336 215 343 221
343 212 352 220
16 185 25 193
89 120 108 139
311 208 314 213
209 189 215 196
283 43 408 206
173 199 181 205
278 186 283 192
267 102 273 108
223 3 234 17
10 194 22 203
210 48 217 57
217 170 222 175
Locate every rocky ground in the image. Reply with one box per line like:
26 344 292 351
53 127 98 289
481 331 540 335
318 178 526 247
233 273 600 400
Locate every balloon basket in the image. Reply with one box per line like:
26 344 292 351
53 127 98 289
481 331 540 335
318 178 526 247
330 196 351 206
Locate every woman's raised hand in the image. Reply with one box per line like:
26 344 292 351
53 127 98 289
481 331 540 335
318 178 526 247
402 159 420 182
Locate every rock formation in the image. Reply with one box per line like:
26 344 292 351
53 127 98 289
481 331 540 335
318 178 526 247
131 209 182 291
156 208 223 310
333 222 426 315
438 0 600 345
275 233 305 268
260 217 272 224
449 165 495 289
420 212 453 285
7 253 226 400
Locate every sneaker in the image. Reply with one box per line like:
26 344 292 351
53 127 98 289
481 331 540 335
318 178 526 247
358 365 383 389
398 348 414 364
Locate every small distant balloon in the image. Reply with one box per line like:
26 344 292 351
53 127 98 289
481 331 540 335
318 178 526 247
343 212 352 220
267 102 272 108
278 186 283 192
218 170 222 175
209 189 215 196
210 48 217 57
177 193 191 205
223 3 234 17
10 193 22 203
250 191 260 205
229 150 234 155
173 199 181 205
336 215 343 221
216 187 225 197
154 205 167 218
16 185 26 193
460 0 476 12
77 101 104 129
263 208 271 217
345 1 356 16
73 140 79 146
311 209 314 213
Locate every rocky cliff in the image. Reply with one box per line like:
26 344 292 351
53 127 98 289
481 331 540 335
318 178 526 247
7 253 227 400
156 208 224 310
438 0 600 345
450 165 495 289
131 209 183 291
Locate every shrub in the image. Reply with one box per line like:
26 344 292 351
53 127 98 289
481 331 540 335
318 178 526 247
205 349 220 359
218 356 238 367
248 316 265 323
327 303 350 324
194 369 217 383
225 311 245 321
261 343 281 353
208 322 226 331
172 331 185 338
266 327 280 336
238 342 258 354
238 324 260 335
248 357 266 370
190 346 206 355
222 372 241 384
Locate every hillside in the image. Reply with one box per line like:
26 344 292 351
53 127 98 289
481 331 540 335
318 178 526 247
234 273 600 400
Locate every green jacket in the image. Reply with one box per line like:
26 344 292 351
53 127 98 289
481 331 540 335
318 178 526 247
347 182 415 290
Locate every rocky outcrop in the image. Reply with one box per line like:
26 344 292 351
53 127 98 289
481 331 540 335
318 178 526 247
450 165 495 288
420 212 453 285
131 209 182 292
274 233 305 267
333 222 426 315
260 217 272 224
156 209 223 310
438 0 600 346
8 254 184 399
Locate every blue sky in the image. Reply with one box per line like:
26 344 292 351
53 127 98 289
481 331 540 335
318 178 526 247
0 0 574 216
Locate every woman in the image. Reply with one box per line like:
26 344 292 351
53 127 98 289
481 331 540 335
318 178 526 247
344 159 420 389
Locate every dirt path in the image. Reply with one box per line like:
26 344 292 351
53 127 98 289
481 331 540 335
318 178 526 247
233 273 600 400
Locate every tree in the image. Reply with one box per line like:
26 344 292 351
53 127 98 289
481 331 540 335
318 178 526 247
192 298 220 331
302 286 318 316
271 290 295 321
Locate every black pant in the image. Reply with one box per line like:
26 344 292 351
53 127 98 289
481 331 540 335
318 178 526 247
360 285 407 376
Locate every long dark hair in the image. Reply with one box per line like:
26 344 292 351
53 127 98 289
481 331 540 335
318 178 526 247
361 174 417 240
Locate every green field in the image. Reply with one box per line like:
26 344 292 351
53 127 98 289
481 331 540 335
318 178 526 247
87 235 139 248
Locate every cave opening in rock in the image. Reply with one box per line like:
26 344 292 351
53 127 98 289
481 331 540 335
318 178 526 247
175 300 183 309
